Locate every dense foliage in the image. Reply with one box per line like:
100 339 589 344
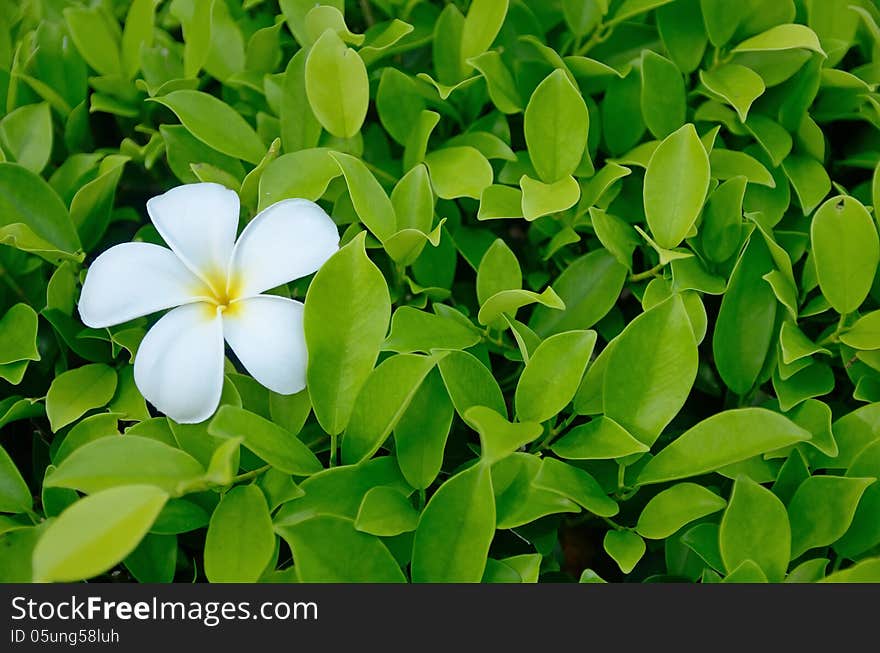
2 0 880 583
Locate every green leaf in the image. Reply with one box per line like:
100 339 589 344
437 350 506 418
121 0 157 78
33 485 168 582
656 0 708 73
465 406 542 465
394 368 454 490
204 485 274 582
274 457 409 526
524 69 590 183
0 163 81 256
713 237 777 394
330 151 397 241
149 90 266 164
258 148 340 209
208 406 321 475
281 50 321 152
822 558 880 583
700 64 765 122
476 238 521 305
603 530 645 574
788 476 874 558
425 146 493 200
604 296 698 445
732 24 825 55
719 476 790 581
342 354 436 464
530 249 627 337
0 304 39 365
63 7 122 76
493 453 579 528
841 311 880 350
478 274 564 319
460 0 508 64
515 330 597 423
835 441 880 557
304 233 391 435
70 154 129 252
811 195 879 314
520 175 581 221
0 444 30 514
640 51 686 138
354 487 419 536
411 463 495 582
552 417 649 460
533 457 618 517
383 307 481 354
782 154 830 215
0 103 52 173
46 436 205 496
305 29 369 138
637 408 811 485
701 176 746 263
643 124 711 249
278 515 406 582
46 364 117 432
636 483 726 540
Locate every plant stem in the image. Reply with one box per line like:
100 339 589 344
329 433 338 467
233 464 271 484
628 262 664 283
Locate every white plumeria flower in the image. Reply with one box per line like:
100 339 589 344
78 183 339 424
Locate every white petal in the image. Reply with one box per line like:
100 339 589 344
223 295 307 394
134 303 225 424
146 182 240 291
79 242 212 328
228 199 339 298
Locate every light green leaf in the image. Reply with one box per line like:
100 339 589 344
437 350 506 418
460 0 508 65
604 296 698 445
788 476 874 558
304 233 391 435
533 457 618 517
719 476 790 581
305 30 369 138
208 406 321 475
63 7 122 76
641 50 686 138
478 287 565 326
603 530 645 574
515 330 596 423
638 408 811 485
355 487 419 537
342 354 436 464
841 311 880 350
530 249 627 337
0 304 39 365
732 24 825 55
811 195 879 314
524 69 590 183
520 175 581 221
46 364 117 432
330 151 397 241
465 406 542 465
0 103 52 173
700 64 765 122
46 435 205 496
0 444 30 514
643 124 711 249
149 90 266 164
204 485 274 582
33 485 168 582
425 146 493 200
637 483 726 540
552 417 649 460
278 515 406 582
411 463 495 582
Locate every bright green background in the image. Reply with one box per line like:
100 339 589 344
1 0 880 583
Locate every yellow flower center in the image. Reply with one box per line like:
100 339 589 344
199 270 242 318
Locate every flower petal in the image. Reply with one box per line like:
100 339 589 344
79 242 212 328
228 199 339 298
223 295 307 394
134 302 225 424
146 182 240 291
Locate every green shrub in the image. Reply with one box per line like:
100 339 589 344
2 0 880 583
